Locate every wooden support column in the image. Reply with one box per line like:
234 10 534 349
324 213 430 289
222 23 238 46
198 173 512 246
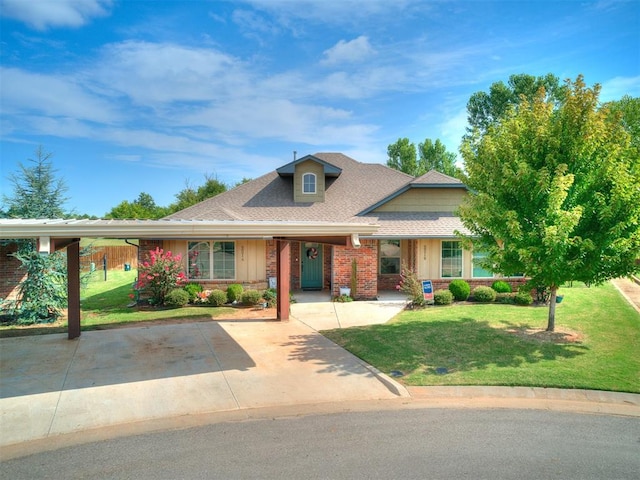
276 240 291 321
67 240 81 339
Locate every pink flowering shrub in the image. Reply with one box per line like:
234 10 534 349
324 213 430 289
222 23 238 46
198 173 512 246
136 247 187 305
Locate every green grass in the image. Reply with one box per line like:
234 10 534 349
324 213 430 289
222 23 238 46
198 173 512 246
0 270 238 336
322 282 640 393
80 270 238 327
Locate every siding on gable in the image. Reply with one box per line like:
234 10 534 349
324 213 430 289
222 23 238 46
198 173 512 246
294 159 325 203
373 188 467 213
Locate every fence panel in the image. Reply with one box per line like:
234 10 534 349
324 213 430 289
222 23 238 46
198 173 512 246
82 245 138 271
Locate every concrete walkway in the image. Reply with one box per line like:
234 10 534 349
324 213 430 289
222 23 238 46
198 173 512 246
1 284 639 456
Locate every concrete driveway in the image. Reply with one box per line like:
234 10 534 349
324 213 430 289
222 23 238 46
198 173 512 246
0 298 408 448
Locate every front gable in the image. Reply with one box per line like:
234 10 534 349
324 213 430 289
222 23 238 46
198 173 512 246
359 170 468 215
276 154 342 204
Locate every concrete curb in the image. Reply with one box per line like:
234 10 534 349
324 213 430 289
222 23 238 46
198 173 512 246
406 386 640 417
361 364 411 398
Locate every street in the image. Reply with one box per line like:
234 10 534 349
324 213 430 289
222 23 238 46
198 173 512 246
2 408 638 479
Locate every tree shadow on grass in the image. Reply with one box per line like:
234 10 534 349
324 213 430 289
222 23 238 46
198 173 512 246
320 318 589 377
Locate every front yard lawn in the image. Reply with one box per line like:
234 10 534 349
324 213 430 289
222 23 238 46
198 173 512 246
0 270 252 337
322 282 640 393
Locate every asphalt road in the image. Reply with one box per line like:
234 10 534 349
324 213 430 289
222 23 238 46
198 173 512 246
2 408 638 479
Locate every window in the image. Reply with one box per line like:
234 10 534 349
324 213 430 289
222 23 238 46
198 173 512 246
380 239 401 274
472 249 493 278
302 173 316 194
441 241 462 278
188 241 235 279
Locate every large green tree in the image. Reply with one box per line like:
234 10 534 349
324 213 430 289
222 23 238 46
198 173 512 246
459 76 640 331
1 146 70 323
2 146 69 218
466 73 567 135
386 138 418 176
388 137 459 178
105 192 167 219
167 175 227 214
417 138 460 178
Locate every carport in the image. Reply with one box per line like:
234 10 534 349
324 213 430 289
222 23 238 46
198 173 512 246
0 219 378 339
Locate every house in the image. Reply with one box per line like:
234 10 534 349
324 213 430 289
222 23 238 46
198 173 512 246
159 153 525 299
0 152 526 339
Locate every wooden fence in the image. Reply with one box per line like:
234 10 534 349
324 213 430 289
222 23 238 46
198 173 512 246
82 245 138 271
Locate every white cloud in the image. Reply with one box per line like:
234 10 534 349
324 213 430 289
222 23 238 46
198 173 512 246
93 41 248 104
600 75 640 102
0 0 112 30
321 36 375 66
0 67 120 123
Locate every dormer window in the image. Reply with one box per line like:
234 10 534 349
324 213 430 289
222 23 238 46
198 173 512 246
303 173 316 194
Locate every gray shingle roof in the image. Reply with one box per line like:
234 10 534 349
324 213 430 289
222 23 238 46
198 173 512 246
167 153 413 223
166 153 468 238
360 212 471 238
410 170 464 185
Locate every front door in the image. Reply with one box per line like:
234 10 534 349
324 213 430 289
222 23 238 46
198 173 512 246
301 243 323 290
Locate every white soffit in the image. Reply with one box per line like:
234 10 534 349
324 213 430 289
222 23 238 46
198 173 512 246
0 218 379 239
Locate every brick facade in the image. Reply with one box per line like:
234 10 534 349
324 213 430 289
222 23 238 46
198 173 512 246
331 239 378 300
0 242 25 301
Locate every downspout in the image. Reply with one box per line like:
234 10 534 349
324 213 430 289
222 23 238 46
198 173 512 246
125 239 140 305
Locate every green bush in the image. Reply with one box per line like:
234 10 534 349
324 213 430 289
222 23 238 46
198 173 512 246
183 282 203 303
241 289 263 306
262 288 277 307
227 284 244 303
496 292 516 304
491 280 512 293
472 285 497 303
333 294 353 303
8 248 67 324
433 289 453 305
514 291 534 305
448 279 470 301
165 288 189 307
207 289 228 307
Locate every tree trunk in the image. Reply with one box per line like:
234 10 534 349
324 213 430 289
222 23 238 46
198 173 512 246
547 285 557 332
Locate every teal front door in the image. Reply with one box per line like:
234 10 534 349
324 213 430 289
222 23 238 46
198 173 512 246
301 243 323 290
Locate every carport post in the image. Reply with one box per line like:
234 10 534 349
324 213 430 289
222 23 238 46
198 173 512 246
67 240 81 339
276 240 290 321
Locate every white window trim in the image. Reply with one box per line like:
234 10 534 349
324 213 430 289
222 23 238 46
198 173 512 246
440 240 463 279
302 172 317 194
188 240 236 280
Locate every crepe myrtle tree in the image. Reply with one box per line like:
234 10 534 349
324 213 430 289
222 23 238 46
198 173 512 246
458 75 640 331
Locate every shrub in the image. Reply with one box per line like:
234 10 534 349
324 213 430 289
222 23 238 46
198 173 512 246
183 282 203 303
241 289 262 306
227 284 244 303
165 288 189 307
8 248 67 324
433 289 453 305
496 292 516 304
207 289 228 307
491 280 512 293
514 291 534 305
333 294 353 302
397 263 426 306
136 247 187 305
472 285 497 303
448 279 470 301
262 288 277 308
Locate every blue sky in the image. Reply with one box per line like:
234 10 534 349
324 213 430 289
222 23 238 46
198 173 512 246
1 0 638 217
